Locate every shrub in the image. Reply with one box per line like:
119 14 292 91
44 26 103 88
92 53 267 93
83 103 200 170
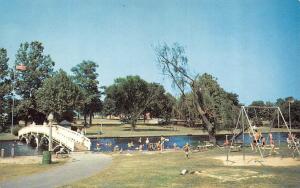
12 126 22 136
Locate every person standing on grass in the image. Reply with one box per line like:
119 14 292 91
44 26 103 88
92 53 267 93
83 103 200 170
183 143 190 159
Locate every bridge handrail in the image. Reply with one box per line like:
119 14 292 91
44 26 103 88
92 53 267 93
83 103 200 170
18 125 75 151
18 124 91 151
57 125 91 149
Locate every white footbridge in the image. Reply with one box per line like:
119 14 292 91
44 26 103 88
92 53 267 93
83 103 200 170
18 123 91 152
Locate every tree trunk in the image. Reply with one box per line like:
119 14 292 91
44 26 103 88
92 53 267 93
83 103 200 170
131 120 136 131
89 112 93 127
84 114 87 127
192 87 216 143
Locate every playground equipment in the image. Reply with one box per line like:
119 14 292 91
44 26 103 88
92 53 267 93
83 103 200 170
227 106 300 161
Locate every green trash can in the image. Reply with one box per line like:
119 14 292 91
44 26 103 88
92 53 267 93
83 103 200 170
42 151 52 164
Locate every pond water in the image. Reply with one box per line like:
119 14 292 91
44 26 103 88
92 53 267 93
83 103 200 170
90 132 294 152
0 132 296 156
0 141 45 157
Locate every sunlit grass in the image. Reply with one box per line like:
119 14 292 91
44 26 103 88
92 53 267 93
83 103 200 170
65 149 300 188
0 161 66 182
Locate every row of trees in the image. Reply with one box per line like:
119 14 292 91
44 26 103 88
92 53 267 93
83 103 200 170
247 98 300 127
0 41 102 131
1 41 299 142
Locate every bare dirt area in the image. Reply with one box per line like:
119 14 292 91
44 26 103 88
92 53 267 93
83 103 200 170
214 155 300 167
196 168 273 183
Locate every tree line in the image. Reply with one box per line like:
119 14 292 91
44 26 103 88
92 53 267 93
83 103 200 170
0 41 299 142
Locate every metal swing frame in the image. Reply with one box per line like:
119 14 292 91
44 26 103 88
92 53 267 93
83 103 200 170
227 106 300 161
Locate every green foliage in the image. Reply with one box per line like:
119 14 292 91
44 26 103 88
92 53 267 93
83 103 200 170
0 48 11 113
0 113 9 132
248 101 275 126
195 73 239 129
12 125 22 136
71 61 102 125
276 97 300 128
14 41 55 123
36 70 82 122
0 48 11 132
145 85 175 123
104 75 173 128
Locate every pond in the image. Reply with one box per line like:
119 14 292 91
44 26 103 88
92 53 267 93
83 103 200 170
0 132 296 156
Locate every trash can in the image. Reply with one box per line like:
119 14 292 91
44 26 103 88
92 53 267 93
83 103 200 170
42 151 52 164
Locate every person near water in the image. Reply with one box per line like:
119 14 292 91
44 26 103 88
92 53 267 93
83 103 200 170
157 141 161 151
183 143 190 159
138 137 143 151
269 133 277 155
251 129 260 151
145 137 149 150
173 143 177 150
224 135 229 146
160 136 165 152
96 142 101 151
261 136 266 148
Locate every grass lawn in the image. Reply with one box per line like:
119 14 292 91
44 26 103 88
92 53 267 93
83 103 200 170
0 133 17 141
85 120 300 138
65 148 300 188
85 124 215 138
0 161 65 182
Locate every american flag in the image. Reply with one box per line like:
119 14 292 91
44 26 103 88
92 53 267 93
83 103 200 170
16 64 27 71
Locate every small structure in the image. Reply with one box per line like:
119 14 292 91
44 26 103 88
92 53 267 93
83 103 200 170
59 120 72 129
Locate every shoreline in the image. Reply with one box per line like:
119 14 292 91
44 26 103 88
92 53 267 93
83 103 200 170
87 129 300 139
1 128 299 141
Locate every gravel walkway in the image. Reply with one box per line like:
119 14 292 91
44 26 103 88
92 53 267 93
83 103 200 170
0 152 112 188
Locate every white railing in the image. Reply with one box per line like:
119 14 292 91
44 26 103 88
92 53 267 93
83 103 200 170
18 124 91 151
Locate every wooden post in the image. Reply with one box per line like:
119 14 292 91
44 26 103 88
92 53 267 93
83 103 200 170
1 148 4 158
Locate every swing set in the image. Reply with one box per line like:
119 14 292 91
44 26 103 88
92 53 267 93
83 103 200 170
227 106 300 161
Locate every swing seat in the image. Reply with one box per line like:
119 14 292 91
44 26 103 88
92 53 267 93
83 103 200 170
230 145 241 152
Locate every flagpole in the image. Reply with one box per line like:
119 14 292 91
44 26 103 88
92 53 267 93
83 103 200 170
11 67 15 134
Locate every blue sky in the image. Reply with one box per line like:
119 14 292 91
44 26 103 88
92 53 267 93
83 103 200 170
0 0 299 104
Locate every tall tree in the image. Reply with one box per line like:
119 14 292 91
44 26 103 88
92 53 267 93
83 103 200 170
155 43 239 142
144 86 175 123
196 73 239 130
104 76 169 130
71 60 102 126
36 70 82 122
14 41 55 124
276 97 300 128
0 48 11 131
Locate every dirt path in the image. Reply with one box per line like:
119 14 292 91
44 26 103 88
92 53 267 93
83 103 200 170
0 152 112 188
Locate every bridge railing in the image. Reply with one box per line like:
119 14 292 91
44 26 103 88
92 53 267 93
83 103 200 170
18 125 75 151
18 124 91 151
56 125 91 150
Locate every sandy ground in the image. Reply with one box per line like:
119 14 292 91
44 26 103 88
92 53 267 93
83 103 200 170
215 155 300 167
0 155 68 164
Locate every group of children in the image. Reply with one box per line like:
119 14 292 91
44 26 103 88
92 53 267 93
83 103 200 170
251 129 268 151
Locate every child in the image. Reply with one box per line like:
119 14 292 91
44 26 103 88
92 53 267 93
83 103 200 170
183 143 190 159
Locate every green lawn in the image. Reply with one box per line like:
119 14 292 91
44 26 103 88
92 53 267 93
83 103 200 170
64 148 300 188
0 161 65 182
0 133 17 141
85 120 300 138
85 124 215 138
